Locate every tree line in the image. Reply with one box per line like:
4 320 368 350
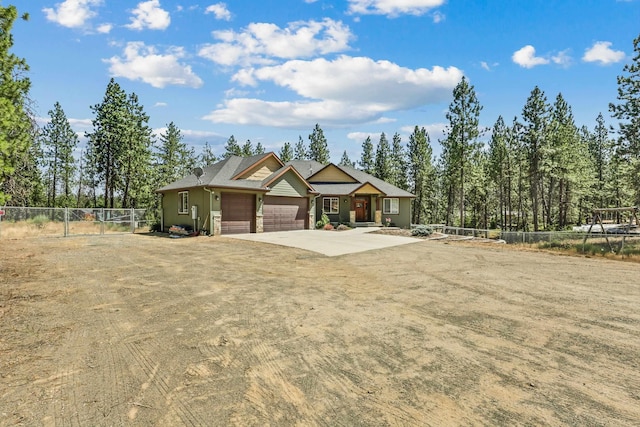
1 5 638 230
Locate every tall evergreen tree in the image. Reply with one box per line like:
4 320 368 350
223 135 242 158
294 136 308 160
488 116 511 229
41 102 78 207
609 34 640 205
156 122 196 188
521 86 550 231
308 124 330 163
254 141 265 155
408 126 436 224
440 76 483 227
199 141 218 166
389 132 408 190
86 78 128 208
338 150 355 167
120 93 153 208
279 141 293 163
241 139 254 156
374 132 392 181
586 113 614 209
359 136 374 174
0 6 32 205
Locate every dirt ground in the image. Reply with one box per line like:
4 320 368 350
1 233 639 426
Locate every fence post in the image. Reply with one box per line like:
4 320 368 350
64 207 68 237
131 208 135 233
101 208 105 235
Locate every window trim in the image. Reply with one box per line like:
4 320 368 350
383 197 399 215
178 191 189 214
322 197 339 214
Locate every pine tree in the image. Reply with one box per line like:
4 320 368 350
609 34 640 205
374 132 392 181
86 78 128 208
488 116 510 229
120 93 153 208
308 124 330 163
156 122 196 188
41 102 78 207
294 136 308 160
408 126 436 224
224 135 242 158
521 86 550 231
254 142 265 155
279 142 293 163
241 139 254 156
359 136 374 174
389 132 408 190
199 141 217 166
440 76 483 227
0 6 32 205
338 150 355 167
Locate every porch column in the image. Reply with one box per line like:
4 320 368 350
374 196 382 224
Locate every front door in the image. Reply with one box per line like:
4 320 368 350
355 199 368 222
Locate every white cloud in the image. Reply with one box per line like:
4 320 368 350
126 0 170 31
432 11 445 23
204 56 462 127
582 41 625 65
348 0 445 17
105 42 203 88
205 3 231 21
154 102 168 107
43 0 102 28
198 18 353 66
512 45 549 68
551 49 572 68
480 61 490 71
96 23 112 33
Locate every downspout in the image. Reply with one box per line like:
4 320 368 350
204 187 213 236
159 193 164 232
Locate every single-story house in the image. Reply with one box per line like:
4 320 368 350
156 152 415 235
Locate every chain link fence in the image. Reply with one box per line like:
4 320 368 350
0 207 149 239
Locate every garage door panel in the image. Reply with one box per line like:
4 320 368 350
221 193 255 234
263 196 307 232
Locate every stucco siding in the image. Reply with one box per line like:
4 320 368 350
381 197 412 228
162 188 208 230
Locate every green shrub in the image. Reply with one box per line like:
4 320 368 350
315 212 330 229
412 225 433 237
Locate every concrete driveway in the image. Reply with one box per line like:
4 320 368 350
226 227 420 256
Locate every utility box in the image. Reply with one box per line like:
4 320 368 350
191 205 198 220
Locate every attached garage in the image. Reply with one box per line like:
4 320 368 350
263 196 308 232
221 193 255 234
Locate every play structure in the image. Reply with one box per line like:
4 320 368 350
582 206 639 253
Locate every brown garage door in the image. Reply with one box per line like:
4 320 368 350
263 196 308 232
221 193 255 234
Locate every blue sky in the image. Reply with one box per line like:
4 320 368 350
12 0 640 162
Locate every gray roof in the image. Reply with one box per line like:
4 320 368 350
157 154 273 192
287 161 415 198
286 160 326 179
157 154 414 198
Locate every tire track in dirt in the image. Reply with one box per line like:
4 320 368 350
238 338 325 425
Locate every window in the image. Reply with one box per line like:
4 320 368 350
323 197 339 214
383 198 399 214
178 191 189 214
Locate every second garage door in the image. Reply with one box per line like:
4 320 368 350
263 196 308 232
221 193 255 234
